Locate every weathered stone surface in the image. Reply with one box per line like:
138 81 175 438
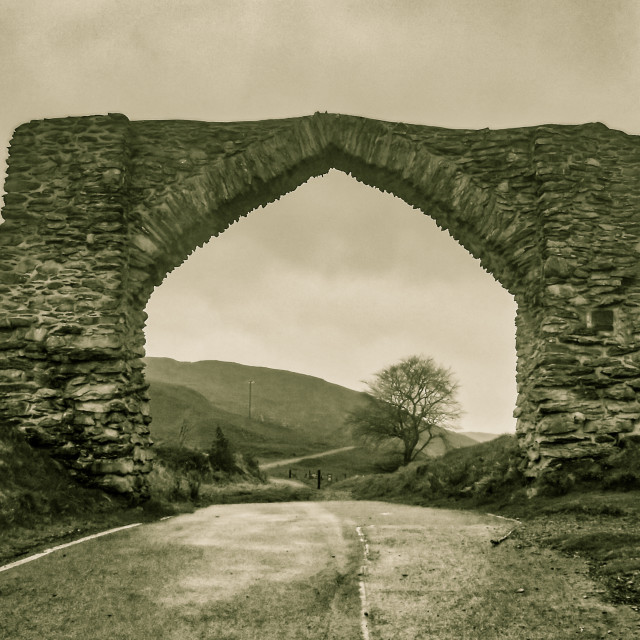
1 113 639 496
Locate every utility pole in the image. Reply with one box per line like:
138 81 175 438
248 380 255 419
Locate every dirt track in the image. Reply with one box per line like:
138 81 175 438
260 445 356 469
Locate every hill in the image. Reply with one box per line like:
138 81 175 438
143 358 479 461
146 380 341 459
460 431 504 443
144 357 365 445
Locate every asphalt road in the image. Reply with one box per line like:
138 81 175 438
2 501 638 639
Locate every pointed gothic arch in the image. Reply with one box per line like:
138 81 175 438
1 113 639 497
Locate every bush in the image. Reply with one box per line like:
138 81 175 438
149 432 265 503
536 466 576 497
601 439 640 490
151 445 212 502
339 435 528 506
209 427 237 473
0 425 118 529
153 445 210 475
534 440 640 495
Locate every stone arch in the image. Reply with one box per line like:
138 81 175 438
1 112 639 497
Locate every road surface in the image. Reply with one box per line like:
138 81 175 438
260 445 356 470
2 501 638 639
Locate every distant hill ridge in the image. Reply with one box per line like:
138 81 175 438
143 357 484 460
143 356 365 431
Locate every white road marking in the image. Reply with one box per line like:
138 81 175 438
486 512 521 524
0 522 142 573
355 526 371 640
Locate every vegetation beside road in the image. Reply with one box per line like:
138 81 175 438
0 426 154 563
4 391 640 617
334 434 640 608
0 425 268 564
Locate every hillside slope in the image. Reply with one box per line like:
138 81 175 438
146 380 342 458
144 358 481 461
144 357 365 443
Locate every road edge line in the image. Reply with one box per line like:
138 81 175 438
355 525 371 640
0 522 142 573
486 512 520 524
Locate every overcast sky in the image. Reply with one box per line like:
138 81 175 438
1 1 639 434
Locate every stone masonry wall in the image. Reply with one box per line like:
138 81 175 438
0 112 638 496
0 114 153 497
517 125 640 467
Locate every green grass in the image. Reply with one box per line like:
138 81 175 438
0 425 155 562
509 491 640 607
147 379 336 461
0 427 311 564
200 482 316 504
335 435 640 509
334 434 527 508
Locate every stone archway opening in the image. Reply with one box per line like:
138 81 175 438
1 112 639 498
143 169 518 442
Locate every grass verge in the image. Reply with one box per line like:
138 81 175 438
333 435 640 609
0 426 319 564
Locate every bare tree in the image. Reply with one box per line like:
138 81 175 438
347 355 462 466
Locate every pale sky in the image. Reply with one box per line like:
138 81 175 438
1 1 639 434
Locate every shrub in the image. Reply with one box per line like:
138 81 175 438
209 427 237 473
340 434 640 507
535 466 576 497
153 444 210 475
151 444 212 502
338 435 528 506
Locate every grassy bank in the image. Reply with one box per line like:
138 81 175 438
0 427 276 564
333 435 640 608
0 426 160 563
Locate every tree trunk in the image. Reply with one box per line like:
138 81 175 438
403 433 418 465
